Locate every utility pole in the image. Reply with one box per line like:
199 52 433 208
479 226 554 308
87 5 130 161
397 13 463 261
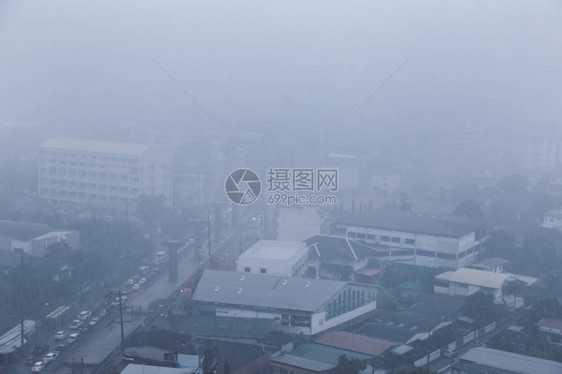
119 291 125 355
207 208 212 259
20 254 24 351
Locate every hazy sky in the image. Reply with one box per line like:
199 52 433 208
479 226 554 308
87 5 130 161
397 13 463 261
1 0 561 140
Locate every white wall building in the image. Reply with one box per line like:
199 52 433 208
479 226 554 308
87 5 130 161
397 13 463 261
334 212 482 269
542 208 562 229
38 138 173 219
192 270 378 336
434 268 512 303
236 240 310 277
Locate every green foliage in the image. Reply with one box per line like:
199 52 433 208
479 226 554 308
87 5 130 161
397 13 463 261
454 200 484 220
461 291 505 324
137 194 169 228
522 227 561 271
330 355 366 374
485 230 516 259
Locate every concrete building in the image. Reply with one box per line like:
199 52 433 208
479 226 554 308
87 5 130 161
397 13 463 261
38 138 172 220
453 347 562 374
236 240 310 277
192 270 378 336
542 208 562 229
470 257 509 273
434 268 513 303
0 219 79 257
333 211 483 268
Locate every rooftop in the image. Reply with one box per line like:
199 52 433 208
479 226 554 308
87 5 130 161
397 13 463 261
459 347 562 374
40 137 153 156
435 268 512 289
289 343 371 366
193 270 371 312
314 331 397 357
472 257 509 270
335 211 478 238
305 235 376 262
0 219 53 241
120 365 194 374
538 318 562 333
239 240 309 261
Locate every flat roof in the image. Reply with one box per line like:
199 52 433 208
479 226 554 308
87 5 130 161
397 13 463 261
315 331 397 357
435 268 512 289
472 257 509 269
336 211 478 238
192 270 374 312
289 343 371 366
239 240 309 261
271 354 334 372
40 137 153 156
459 347 562 374
121 365 193 374
538 318 562 333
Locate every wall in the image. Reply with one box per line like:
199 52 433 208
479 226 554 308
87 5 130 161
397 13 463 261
311 300 377 335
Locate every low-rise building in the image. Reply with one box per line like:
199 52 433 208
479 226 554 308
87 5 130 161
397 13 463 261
192 270 378 336
236 240 310 277
470 257 509 273
538 318 562 345
453 347 562 374
333 211 483 268
542 208 562 229
434 268 512 302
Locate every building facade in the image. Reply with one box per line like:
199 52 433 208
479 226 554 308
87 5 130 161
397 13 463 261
236 240 310 277
38 138 172 220
192 270 378 336
334 212 482 268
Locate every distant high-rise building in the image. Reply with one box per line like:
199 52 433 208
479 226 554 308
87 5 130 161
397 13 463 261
38 138 172 220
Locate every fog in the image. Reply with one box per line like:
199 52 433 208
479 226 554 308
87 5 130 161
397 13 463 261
2 0 560 143
2 2 562 374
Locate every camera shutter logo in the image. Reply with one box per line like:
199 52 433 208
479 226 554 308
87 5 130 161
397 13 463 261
225 169 261 205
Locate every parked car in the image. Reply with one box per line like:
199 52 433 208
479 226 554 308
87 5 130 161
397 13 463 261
31 361 46 372
42 352 59 365
69 320 83 330
54 331 67 340
24 356 37 366
443 349 457 358
78 311 92 320
68 333 80 344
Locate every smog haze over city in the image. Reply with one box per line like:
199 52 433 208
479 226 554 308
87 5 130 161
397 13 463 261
0 1 562 374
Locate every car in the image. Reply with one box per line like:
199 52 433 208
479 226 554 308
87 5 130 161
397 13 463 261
68 333 79 344
126 278 134 287
25 356 37 366
78 310 92 320
443 349 457 358
42 352 59 365
89 317 98 326
138 277 147 285
98 307 111 319
79 324 90 333
54 331 67 340
32 345 47 356
54 344 67 353
132 283 141 290
69 319 83 330
31 361 46 372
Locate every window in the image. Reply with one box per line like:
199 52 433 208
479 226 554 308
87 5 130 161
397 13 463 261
347 231 357 239
260 268 267 274
405 238 415 245
391 237 401 243
417 249 435 257
357 233 366 239
244 267 250 273
366 234 376 240
381 236 390 242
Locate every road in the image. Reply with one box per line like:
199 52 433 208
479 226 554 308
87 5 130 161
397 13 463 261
44 215 254 374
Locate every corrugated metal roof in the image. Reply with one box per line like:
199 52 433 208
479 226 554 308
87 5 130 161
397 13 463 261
435 268 511 289
192 270 357 312
40 138 152 156
459 347 562 374
314 331 397 357
336 212 477 238
289 343 371 365
271 354 334 372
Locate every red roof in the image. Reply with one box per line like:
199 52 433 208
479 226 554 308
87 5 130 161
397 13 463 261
538 318 562 333
314 331 397 357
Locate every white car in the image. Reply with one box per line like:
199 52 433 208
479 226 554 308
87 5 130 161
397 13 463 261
78 310 92 320
42 352 58 365
68 332 80 343
54 331 67 340
69 320 83 330
31 362 46 372
132 283 141 290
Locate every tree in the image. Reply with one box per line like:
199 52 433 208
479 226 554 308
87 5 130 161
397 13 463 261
223 360 231 374
454 200 484 221
522 227 561 271
331 355 366 374
137 194 168 228
461 292 499 322
485 230 516 259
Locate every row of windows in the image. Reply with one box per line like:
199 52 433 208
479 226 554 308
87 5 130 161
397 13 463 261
40 151 140 165
39 168 169 182
325 289 375 320
40 189 141 202
347 231 415 245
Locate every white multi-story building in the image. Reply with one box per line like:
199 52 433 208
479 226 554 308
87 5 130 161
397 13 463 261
334 212 483 269
38 138 172 219
236 240 310 277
